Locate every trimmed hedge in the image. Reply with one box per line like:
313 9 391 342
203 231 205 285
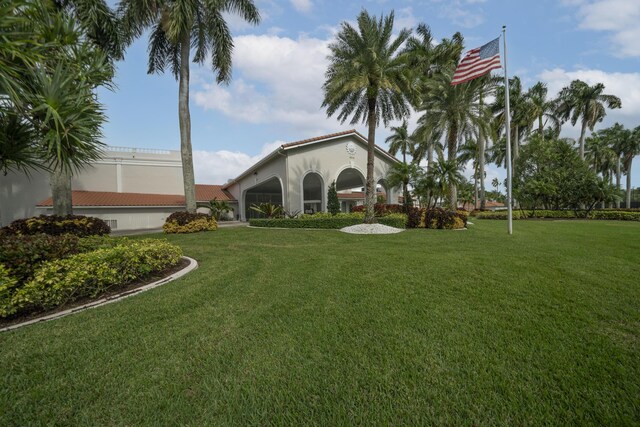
474 210 640 221
163 211 217 233
250 213 407 229
1 215 110 237
0 239 183 318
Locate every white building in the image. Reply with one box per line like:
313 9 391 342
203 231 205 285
1 130 400 230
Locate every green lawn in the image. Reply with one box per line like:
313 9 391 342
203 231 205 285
1 221 639 425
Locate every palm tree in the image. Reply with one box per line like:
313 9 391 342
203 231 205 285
419 70 489 209
386 120 412 164
1 3 114 215
322 10 412 223
492 76 532 165
525 82 560 139
428 154 465 208
411 117 443 172
120 0 260 213
619 126 640 208
385 161 423 210
599 123 627 207
492 177 500 195
556 79 621 160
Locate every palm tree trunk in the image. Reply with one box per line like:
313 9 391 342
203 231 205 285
626 158 632 208
578 119 588 160
478 132 486 210
427 145 433 173
538 115 544 139
51 167 72 216
616 157 621 208
365 98 377 224
447 127 457 210
179 31 197 214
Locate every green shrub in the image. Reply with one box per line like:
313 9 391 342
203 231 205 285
163 211 217 233
474 210 640 221
1 215 110 237
250 212 407 229
0 234 81 283
421 208 467 229
0 264 19 318
2 239 183 318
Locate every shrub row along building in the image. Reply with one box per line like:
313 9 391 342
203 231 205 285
0 130 401 231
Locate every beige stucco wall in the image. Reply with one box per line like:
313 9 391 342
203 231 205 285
285 135 399 213
1 147 184 227
225 155 287 221
36 206 182 230
0 170 51 227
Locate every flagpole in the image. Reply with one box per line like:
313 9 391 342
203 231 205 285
502 25 513 235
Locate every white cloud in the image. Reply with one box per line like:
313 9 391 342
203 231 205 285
566 0 640 57
434 0 486 28
290 0 312 13
395 7 418 30
539 67 640 136
193 34 337 132
193 140 284 184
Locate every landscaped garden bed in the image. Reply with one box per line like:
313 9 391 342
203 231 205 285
0 216 184 324
249 212 407 229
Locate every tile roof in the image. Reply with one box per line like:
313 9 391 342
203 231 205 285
281 129 366 148
280 129 397 160
37 185 236 208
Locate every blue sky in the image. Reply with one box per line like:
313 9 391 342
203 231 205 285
99 0 640 188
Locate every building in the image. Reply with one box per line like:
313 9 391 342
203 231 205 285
1 130 400 230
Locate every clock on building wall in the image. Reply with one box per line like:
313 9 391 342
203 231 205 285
346 142 357 156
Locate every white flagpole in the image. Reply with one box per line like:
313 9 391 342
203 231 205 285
502 25 513 235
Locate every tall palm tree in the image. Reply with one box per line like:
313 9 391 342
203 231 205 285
619 126 640 208
322 10 412 223
556 79 621 160
525 81 560 139
492 76 532 165
120 0 260 213
411 116 443 172
419 69 489 209
386 120 412 164
599 123 627 207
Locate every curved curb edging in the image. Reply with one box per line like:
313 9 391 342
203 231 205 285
0 256 198 333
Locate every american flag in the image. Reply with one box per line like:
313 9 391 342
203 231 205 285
451 37 501 85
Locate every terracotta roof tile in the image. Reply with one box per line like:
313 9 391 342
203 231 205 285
37 185 236 208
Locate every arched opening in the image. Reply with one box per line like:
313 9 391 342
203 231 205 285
244 177 283 219
377 179 390 204
336 167 365 213
302 172 323 214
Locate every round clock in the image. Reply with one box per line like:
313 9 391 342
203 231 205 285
346 142 356 155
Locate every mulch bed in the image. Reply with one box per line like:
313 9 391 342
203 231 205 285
0 258 190 329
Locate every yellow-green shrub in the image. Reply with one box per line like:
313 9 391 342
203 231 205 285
163 212 217 233
2 239 182 318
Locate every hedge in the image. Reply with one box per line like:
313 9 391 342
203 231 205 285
351 204 467 229
163 211 217 233
474 210 640 221
250 213 407 229
1 215 110 237
0 239 183 318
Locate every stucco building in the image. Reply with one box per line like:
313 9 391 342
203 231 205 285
1 129 400 230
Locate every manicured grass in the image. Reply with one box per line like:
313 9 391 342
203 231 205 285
1 221 639 425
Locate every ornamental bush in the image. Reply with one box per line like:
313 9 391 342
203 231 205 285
1 215 110 237
0 234 81 283
1 239 183 318
163 211 217 233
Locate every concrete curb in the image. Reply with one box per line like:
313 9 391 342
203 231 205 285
0 256 198 333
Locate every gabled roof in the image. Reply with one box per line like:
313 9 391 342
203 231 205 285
223 129 399 189
36 185 236 208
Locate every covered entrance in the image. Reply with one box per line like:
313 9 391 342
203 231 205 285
244 177 283 219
